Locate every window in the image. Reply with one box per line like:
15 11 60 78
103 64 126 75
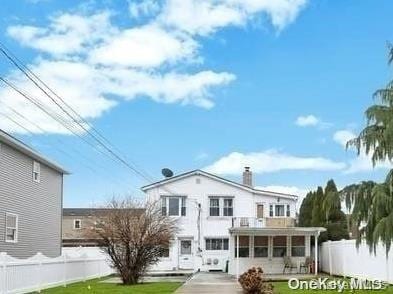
235 236 249 257
210 198 220 216
254 236 268 257
223 199 233 216
275 205 285 217
180 240 192 255
33 161 40 183
5 213 18 243
159 245 170 258
273 236 287 257
161 197 186 216
205 238 229 250
286 204 290 217
269 205 273 217
161 197 167 216
74 219 82 229
291 236 305 257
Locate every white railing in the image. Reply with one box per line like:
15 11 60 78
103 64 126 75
231 217 265 228
0 247 114 294
320 240 393 283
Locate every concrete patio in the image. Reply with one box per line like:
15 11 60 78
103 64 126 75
175 272 243 294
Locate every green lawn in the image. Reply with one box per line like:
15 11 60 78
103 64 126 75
40 278 182 294
272 279 393 293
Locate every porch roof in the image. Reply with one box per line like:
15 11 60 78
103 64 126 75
229 226 326 236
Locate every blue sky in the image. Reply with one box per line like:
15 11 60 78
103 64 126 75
1 0 393 207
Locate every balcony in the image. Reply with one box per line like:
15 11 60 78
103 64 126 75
231 217 295 228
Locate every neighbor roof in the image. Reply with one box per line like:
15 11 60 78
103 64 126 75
0 129 69 174
63 208 145 216
141 169 298 200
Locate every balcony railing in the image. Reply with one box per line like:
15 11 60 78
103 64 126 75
231 217 265 228
231 217 296 228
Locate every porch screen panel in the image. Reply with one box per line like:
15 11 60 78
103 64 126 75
273 236 287 257
291 236 305 257
254 236 268 257
235 236 249 257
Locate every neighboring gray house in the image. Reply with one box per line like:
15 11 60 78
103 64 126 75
0 130 68 258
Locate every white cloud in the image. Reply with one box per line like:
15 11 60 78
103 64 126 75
3 0 308 135
158 0 308 35
295 114 319 127
204 150 346 175
256 185 309 197
295 114 332 129
89 24 198 68
333 130 356 147
7 12 114 56
129 0 160 19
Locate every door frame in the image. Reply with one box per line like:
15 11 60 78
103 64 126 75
178 237 194 270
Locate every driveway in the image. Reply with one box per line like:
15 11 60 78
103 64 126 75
175 272 243 294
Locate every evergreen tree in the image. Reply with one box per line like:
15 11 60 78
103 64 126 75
298 191 314 227
311 186 325 227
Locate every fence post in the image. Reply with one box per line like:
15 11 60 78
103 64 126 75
37 253 43 293
0 252 7 294
63 253 67 287
328 241 332 276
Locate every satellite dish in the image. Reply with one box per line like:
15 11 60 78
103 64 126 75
162 168 174 178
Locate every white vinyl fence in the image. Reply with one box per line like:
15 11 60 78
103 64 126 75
321 240 393 283
0 247 114 294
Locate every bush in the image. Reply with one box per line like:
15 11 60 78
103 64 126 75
238 267 273 294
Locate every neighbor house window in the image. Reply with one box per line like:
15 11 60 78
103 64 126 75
286 205 290 217
159 245 170 258
254 236 268 257
275 205 285 217
235 236 249 257
5 213 18 243
223 199 233 216
74 219 82 229
273 236 287 257
291 236 305 257
161 197 186 217
269 205 273 217
205 238 229 250
33 161 40 183
210 198 220 216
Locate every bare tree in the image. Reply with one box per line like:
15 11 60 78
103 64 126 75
90 197 177 285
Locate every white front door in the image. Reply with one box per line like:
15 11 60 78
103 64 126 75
178 239 194 269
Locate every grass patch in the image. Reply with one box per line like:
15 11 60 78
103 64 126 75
40 278 182 294
272 278 393 293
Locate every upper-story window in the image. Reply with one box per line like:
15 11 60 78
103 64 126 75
269 203 291 217
5 213 18 243
275 205 285 217
33 161 40 183
161 196 186 217
209 197 233 217
74 219 82 229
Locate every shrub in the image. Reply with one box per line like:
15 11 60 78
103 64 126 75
238 267 273 294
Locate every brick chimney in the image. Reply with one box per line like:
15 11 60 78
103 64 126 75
242 167 252 187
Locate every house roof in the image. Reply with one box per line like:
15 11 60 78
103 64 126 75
229 227 326 236
63 208 144 216
141 169 298 200
0 129 69 174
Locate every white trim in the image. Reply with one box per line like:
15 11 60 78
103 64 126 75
5 212 18 243
33 161 41 183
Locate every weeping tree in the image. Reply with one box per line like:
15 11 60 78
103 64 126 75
298 191 315 227
345 46 393 256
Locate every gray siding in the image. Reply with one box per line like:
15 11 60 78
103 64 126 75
0 142 63 258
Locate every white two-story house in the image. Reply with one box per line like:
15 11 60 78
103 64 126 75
142 167 325 276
